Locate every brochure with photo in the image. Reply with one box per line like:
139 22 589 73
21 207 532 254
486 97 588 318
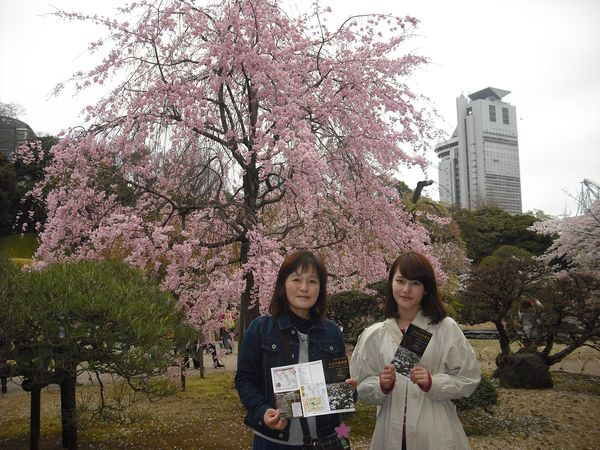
324 356 355 414
390 323 432 378
272 358 355 418
274 390 303 419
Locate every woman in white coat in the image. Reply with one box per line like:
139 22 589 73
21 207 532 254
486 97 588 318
350 252 480 450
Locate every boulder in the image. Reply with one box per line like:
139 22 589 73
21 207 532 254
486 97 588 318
496 350 553 388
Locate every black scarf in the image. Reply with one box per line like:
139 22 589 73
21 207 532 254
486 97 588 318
289 310 315 334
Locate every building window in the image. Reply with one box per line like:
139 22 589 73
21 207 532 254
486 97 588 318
502 107 509 124
16 128 28 141
489 105 496 122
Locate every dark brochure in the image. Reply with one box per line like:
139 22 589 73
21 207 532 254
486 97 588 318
390 323 432 378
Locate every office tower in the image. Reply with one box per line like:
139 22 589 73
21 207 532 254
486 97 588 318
0 116 37 160
434 87 522 214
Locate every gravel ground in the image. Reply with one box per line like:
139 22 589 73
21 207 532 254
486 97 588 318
467 387 600 450
347 375 600 450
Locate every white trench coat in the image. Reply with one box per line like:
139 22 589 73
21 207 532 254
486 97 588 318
350 312 480 450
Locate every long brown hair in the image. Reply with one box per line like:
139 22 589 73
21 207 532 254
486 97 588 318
383 252 447 324
269 250 328 319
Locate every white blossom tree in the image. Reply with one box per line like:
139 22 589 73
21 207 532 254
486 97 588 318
531 200 600 356
532 200 600 272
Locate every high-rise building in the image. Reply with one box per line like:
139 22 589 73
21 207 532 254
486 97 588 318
0 116 37 160
435 87 522 214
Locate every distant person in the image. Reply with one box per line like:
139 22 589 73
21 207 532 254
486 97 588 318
204 342 224 368
350 251 480 450
235 250 352 449
183 340 201 370
219 327 233 354
219 308 236 354
519 298 544 348
183 336 223 370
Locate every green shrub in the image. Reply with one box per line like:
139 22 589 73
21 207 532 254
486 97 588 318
327 283 385 344
454 373 498 412
0 259 196 392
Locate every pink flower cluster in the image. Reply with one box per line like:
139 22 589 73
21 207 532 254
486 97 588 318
26 0 444 331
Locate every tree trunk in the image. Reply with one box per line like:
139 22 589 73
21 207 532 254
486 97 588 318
540 333 555 359
60 374 77 449
180 359 186 391
494 320 511 356
197 341 205 378
238 238 259 347
237 144 260 347
30 384 41 450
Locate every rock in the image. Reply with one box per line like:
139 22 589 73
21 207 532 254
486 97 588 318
496 350 554 388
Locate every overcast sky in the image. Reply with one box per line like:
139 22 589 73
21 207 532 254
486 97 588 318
1 0 599 217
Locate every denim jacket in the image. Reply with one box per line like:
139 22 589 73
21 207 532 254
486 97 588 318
235 313 346 442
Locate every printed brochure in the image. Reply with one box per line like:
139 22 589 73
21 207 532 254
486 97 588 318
272 357 355 419
390 323 432 378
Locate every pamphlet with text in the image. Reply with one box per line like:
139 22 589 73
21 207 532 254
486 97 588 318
272 357 355 419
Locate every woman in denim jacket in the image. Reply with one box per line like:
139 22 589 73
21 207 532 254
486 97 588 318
235 250 348 449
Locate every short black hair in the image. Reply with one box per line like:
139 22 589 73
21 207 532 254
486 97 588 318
269 249 328 319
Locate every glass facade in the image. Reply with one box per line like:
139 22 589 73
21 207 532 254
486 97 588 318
435 88 522 214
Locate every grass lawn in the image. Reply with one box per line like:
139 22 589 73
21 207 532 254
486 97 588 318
0 373 254 449
2 367 599 450
0 371 376 449
0 233 38 264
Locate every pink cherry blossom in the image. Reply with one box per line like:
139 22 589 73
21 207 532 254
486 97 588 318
23 0 444 338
